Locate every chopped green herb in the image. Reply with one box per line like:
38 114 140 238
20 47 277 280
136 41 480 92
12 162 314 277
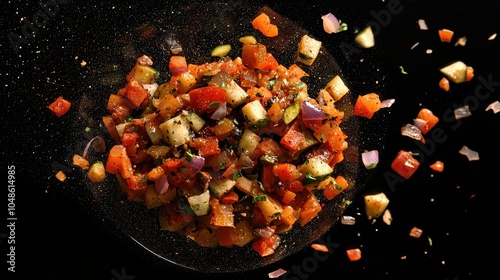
208 101 221 109
252 195 267 202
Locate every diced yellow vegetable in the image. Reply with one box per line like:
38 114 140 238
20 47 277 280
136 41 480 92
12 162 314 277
256 195 283 223
355 26 375 48
325 75 349 101
87 161 105 183
145 184 163 209
364 192 390 219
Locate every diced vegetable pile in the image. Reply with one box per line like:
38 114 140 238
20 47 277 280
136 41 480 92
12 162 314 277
102 32 355 256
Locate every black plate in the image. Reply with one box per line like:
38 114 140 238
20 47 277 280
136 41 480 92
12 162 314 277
2 0 499 279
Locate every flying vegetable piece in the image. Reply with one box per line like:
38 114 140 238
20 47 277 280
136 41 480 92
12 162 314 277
364 192 390 219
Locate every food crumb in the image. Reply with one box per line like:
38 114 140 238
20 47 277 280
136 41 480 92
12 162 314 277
81 60 87 67
488 33 497 40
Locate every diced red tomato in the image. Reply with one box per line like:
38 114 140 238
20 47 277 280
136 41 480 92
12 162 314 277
438 28 454 43
298 193 322 226
105 144 134 179
252 234 280 257
220 190 239 204
280 119 306 151
48 96 71 117
188 86 227 113
190 136 221 157
124 80 148 108
241 43 278 71
353 93 382 119
121 132 138 157
252 13 278 38
391 150 420 179
416 108 439 134
346 248 362 261
169 55 188 75
429 160 444 172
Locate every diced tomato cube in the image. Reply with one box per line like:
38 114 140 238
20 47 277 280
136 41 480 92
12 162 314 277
48 96 71 117
391 150 420 179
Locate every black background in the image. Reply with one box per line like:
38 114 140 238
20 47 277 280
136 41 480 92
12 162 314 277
1 0 499 279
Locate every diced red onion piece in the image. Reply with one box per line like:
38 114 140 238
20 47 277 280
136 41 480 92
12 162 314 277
401 124 423 141
211 102 227 120
413 118 426 131
155 175 169 194
322 13 340 34
381 98 396 108
459 145 479 161
268 268 287 279
187 155 205 174
170 67 188 75
83 136 106 158
361 150 379 169
301 100 326 121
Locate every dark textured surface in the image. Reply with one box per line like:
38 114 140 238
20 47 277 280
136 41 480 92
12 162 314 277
2 0 499 279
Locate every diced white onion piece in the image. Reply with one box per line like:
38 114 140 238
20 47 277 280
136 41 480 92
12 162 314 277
155 175 169 194
268 268 287 278
455 36 467 47
488 33 497 40
170 44 183 54
361 150 379 169
382 209 393 225
381 98 395 108
401 124 423 141
459 145 479 161
143 83 159 97
341 215 356 225
426 49 433 54
454 105 471 119
410 42 419 50
210 102 227 120
417 19 428 30
485 101 500 113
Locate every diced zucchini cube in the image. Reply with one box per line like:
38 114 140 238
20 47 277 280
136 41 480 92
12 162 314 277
238 128 261 156
299 157 333 178
182 110 205 132
241 100 269 128
225 80 250 107
325 75 349 101
296 35 322 66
